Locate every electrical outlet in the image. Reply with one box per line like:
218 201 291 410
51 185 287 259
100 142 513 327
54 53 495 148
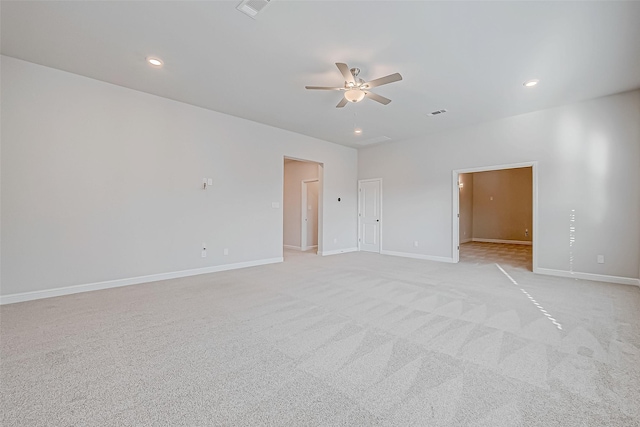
414 241 419 247
525 229 529 237
333 238 337 244
201 250 207 258
224 248 229 256
597 255 604 264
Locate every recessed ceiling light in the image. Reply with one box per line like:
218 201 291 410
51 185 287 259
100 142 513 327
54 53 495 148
354 129 362 135
523 79 539 87
146 57 164 68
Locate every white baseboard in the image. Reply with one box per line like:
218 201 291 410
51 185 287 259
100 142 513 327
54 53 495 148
460 238 473 244
472 238 532 245
284 245 318 251
0 257 284 305
380 250 455 263
321 247 358 256
536 267 640 287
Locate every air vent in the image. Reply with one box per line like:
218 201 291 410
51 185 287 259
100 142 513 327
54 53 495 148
355 136 392 146
237 0 271 18
427 109 448 117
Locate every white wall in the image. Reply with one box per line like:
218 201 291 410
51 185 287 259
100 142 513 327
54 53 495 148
0 56 358 298
283 160 319 248
359 90 640 281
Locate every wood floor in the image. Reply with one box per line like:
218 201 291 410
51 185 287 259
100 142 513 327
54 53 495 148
460 241 532 271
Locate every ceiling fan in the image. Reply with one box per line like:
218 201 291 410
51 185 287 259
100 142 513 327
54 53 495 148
305 63 402 108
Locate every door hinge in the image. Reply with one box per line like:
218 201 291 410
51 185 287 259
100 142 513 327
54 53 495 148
457 246 460 250
457 213 460 218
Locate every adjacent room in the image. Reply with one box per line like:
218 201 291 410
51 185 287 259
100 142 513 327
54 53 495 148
1 1 639 426
283 158 322 260
458 166 533 271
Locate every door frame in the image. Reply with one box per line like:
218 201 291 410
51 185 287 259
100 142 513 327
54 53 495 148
451 161 538 272
301 179 319 251
358 178 383 253
283 156 323 256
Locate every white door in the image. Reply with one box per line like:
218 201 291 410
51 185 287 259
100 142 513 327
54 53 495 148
301 180 319 251
359 179 381 252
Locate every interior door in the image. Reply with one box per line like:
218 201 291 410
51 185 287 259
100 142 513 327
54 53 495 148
303 180 319 250
359 179 381 252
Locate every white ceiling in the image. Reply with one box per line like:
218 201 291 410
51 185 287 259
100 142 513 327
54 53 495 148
2 1 640 148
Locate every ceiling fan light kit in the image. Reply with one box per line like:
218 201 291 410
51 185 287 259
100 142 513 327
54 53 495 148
344 89 365 103
305 63 402 108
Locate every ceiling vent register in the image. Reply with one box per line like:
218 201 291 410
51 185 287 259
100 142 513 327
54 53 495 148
237 0 271 18
427 109 448 117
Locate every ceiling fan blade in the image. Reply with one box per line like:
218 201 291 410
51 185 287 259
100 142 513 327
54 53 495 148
336 97 348 108
335 63 355 85
362 73 402 89
305 86 344 90
364 91 391 105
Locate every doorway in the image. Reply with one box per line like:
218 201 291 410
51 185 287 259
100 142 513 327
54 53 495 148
452 162 537 271
358 178 382 253
283 157 323 258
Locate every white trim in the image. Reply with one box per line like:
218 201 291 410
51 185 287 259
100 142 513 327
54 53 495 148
358 178 383 253
460 238 473 244
452 161 538 273
321 247 358 256
380 250 455 263
536 267 640 287
301 245 318 251
283 245 302 250
471 238 532 245
0 257 284 305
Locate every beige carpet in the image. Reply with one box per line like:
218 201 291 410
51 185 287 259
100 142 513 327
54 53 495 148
1 249 639 426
